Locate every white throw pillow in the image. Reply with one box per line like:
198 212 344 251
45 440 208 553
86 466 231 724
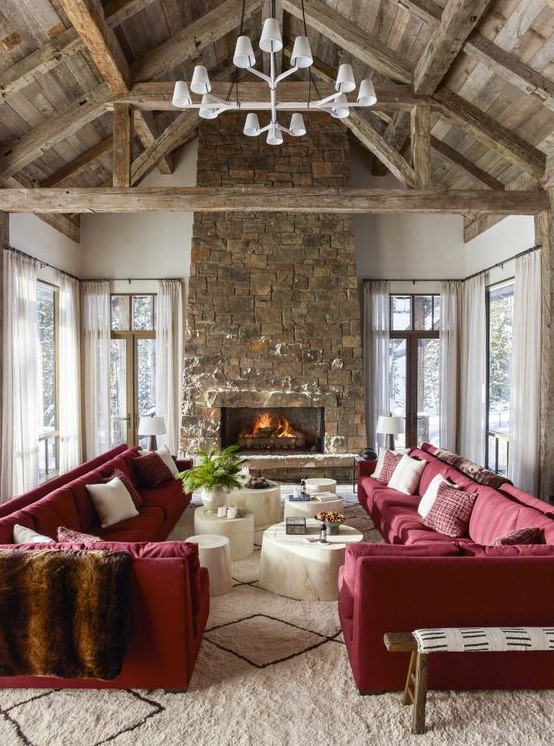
86 476 139 528
13 524 55 544
418 474 461 518
387 454 427 495
139 444 178 475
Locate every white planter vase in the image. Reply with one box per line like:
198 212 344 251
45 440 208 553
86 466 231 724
201 486 227 511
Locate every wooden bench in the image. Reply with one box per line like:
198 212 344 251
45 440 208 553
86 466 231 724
384 627 554 734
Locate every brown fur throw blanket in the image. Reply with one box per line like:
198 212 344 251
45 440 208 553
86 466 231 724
0 549 132 680
433 447 512 490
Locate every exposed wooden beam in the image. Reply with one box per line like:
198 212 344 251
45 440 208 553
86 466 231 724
0 187 545 214
411 104 431 187
131 0 262 82
131 111 197 185
133 111 173 174
119 81 426 111
56 0 130 94
40 137 114 187
374 111 411 176
431 136 504 190
0 83 112 178
415 0 491 94
281 0 412 84
463 172 537 241
113 103 132 187
435 88 546 178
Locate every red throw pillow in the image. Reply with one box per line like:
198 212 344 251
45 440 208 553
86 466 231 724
377 451 402 485
423 482 477 538
492 526 544 546
112 468 143 509
131 452 173 487
57 526 101 546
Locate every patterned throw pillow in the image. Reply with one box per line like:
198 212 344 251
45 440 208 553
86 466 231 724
376 451 402 485
492 527 544 546
57 526 101 546
112 468 143 508
423 482 477 538
131 452 173 487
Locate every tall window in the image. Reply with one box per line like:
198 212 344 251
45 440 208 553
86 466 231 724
37 282 59 481
486 280 514 474
110 294 156 447
389 294 441 448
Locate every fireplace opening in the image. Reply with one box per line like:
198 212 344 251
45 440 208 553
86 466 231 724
221 407 324 453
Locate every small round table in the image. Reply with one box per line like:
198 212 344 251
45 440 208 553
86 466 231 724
284 496 344 520
258 519 363 601
226 481 282 529
187 534 233 596
304 478 337 494
193 506 255 561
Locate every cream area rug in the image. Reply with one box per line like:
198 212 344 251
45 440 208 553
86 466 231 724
1 487 554 746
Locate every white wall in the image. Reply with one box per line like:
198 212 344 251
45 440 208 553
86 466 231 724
9 214 82 276
79 139 198 280
464 215 535 282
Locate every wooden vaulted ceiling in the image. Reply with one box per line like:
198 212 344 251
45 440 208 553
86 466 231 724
0 0 553 243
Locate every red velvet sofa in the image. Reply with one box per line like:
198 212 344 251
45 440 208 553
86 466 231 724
0 444 210 689
340 443 554 693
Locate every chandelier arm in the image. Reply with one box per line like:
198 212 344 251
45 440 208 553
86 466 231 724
246 66 272 85
274 66 298 85
310 92 341 107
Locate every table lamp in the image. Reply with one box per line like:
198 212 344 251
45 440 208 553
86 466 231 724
138 415 166 450
376 415 404 451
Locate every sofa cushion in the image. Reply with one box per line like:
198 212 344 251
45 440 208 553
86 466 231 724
147 445 178 476
492 526 545 546
30 488 81 537
66 469 107 530
0 509 36 544
467 488 520 544
99 456 135 484
511 504 554 544
57 526 101 546
13 524 55 544
461 543 554 557
111 469 143 509
132 452 174 487
418 474 459 518
424 483 477 538
388 454 427 495
86 477 139 528
96 506 165 539
139 480 187 523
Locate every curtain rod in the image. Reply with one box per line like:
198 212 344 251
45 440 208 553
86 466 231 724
5 246 80 281
363 244 541 285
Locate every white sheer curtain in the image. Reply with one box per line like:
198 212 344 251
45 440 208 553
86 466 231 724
439 281 463 451
81 281 110 459
58 274 81 471
509 251 541 492
459 274 487 463
363 280 390 450
1 251 41 499
155 279 185 454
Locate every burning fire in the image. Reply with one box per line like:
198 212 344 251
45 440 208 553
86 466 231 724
276 416 293 438
246 412 295 439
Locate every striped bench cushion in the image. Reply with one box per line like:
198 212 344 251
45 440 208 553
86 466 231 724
413 627 554 653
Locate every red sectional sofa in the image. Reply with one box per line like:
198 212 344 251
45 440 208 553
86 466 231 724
0 444 210 689
341 443 554 693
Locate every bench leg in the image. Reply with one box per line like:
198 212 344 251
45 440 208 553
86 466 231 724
412 652 428 735
403 651 417 706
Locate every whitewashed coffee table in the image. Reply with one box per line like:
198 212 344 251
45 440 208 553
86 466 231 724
193 506 254 561
258 519 363 601
284 496 344 520
226 481 281 528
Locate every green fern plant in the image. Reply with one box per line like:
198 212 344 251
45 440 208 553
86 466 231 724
176 444 249 494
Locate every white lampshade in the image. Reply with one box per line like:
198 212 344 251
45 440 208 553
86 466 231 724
290 36 313 68
330 93 350 119
267 123 284 145
191 65 211 94
335 63 356 93
234 35 256 68
358 78 377 107
376 415 404 435
260 17 282 53
244 113 261 136
172 80 191 108
138 416 166 436
199 94 219 119
289 113 306 137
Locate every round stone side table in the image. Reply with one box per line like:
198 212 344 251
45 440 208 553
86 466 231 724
284 496 344 519
304 478 337 494
226 481 282 528
187 534 233 596
193 506 255 561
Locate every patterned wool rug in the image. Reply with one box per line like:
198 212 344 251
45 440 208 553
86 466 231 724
1 487 553 746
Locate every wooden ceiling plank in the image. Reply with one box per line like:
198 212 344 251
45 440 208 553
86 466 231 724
0 186 545 214
40 136 113 186
281 0 412 84
431 135 504 189
112 102 132 187
435 88 546 178
0 82 112 177
414 0 491 94
411 103 431 187
57 0 130 94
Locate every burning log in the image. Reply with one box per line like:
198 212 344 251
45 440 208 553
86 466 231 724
238 412 305 450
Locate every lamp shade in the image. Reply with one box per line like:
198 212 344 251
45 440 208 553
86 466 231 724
172 80 191 108
138 416 166 436
357 78 377 107
267 123 284 145
335 63 356 93
290 36 313 68
199 94 220 119
330 93 350 119
260 17 283 52
234 35 256 68
244 112 261 136
191 65 211 94
289 113 306 136
376 415 404 435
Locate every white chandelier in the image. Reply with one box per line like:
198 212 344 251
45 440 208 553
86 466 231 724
171 16 376 145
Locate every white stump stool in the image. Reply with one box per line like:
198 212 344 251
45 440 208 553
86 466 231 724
304 478 337 494
187 534 232 597
226 481 282 528
193 506 255 561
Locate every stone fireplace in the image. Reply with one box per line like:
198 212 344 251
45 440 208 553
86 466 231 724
181 112 365 462
221 406 325 453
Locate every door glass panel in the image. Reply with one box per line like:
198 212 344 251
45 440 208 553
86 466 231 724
389 338 407 449
137 339 156 448
111 295 130 331
417 338 440 446
488 282 513 441
391 296 411 331
433 295 441 329
132 296 154 330
110 339 128 446
414 295 434 330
